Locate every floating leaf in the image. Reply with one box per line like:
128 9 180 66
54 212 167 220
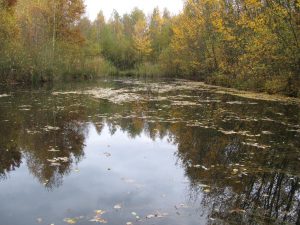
89 218 107 223
94 210 106 215
90 210 107 223
146 212 168 219
63 218 77 224
201 166 209 171
48 148 60 152
198 184 210 188
103 152 111 157
229 208 246 214
43 125 60 131
146 214 155 219
262 131 273 135
114 204 122 209
232 169 239 174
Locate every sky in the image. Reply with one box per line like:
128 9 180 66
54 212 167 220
84 0 184 21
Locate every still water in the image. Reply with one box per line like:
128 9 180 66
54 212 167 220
0 79 299 225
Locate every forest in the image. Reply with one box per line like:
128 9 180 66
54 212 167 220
0 0 299 96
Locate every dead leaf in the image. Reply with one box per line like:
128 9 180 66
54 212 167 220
146 214 155 219
114 204 122 209
63 218 77 224
229 208 246 214
103 152 111 157
204 189 211 193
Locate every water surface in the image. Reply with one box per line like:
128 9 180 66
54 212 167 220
0 79 299 225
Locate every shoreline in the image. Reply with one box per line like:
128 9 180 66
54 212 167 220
188 80 300 104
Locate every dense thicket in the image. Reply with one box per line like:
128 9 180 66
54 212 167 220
0 0 86 82
166 0 300 96
0 0 299 96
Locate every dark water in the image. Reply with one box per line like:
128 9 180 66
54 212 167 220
0 79 299 225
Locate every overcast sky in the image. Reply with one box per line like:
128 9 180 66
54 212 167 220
84 0 184 21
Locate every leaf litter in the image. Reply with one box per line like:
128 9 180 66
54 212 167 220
43 125 60 131
47 157 69 167
103 152 111 157
113 204 122 209
53 88 141 104
145 211 168 219
89 210 107 223
0 94 10 98
63 217 79 224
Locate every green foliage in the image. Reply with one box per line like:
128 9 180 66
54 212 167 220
135 63 161 77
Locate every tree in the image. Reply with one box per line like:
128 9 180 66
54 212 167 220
149 7 163 61
0 0 19 80
133 19 152 62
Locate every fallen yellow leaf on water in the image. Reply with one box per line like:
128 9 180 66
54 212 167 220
63 218 77 224
229 208 246 214
89 218 107 223
94 210 106 215
90 210 107 223
232 169 239 173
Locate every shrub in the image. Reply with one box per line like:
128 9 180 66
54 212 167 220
265 76 288 95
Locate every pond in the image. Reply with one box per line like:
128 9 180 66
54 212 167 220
0 78 299 225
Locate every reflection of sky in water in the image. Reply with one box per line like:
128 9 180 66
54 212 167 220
0 124 206 225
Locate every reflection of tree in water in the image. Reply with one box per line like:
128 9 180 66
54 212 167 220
201 173 300 224
0 147 22 180
171 125 300 224
24 122 87 189
100 99 300 224
0 99 23 179
0 92 89 188
22 105 89 189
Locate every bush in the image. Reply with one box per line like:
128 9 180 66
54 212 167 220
265 77 287 95
135 63 161 77
206 72 233 87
